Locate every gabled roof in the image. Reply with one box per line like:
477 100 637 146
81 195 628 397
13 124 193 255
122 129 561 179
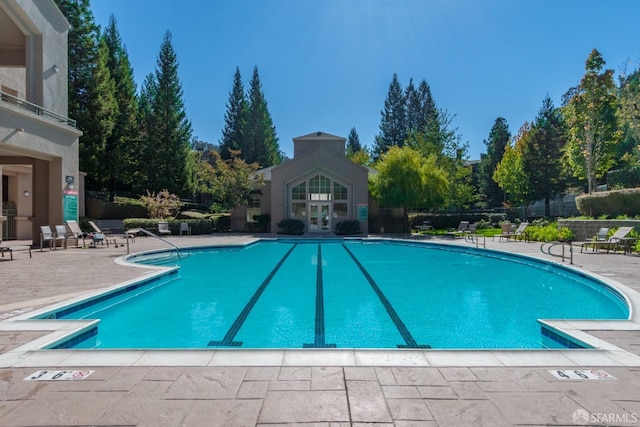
293 131 346 141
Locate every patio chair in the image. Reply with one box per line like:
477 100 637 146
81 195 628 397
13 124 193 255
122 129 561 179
498 222 529 242
158 221 171 236
40 225 65 251
180 222 191 236
54 225 69 249
578 226 635 254
0 243 32 260
65 220 86 248
445 221 469 239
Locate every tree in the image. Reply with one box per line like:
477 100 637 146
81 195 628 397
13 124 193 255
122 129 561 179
219 67 247 160
616 67 640 168
522 96 567 217
370 146 448 231
245 66 281 167
493 124 530 210
82 37 118 190
373 74 406 160
145 31 192 195
54 0 118 191
404 78 421 134
346 127 362 155
479 117 510 208
563 49 620 193
135 73 156 192
102 15 139 199
195 149 263 211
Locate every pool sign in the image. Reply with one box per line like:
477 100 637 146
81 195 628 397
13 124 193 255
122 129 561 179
548 369 616 380
24 370 94 381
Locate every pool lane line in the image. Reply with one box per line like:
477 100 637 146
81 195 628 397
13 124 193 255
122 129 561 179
341 244 431 349
303 244 337 348
208 243 298 347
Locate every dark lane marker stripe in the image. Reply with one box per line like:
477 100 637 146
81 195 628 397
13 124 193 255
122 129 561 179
304 244 336 348
208 243 298 347
342 244 430 349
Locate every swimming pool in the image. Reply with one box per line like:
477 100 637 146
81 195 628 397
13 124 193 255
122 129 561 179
39 239 629 349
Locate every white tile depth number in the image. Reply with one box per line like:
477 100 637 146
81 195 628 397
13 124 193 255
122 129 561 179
24 370 94 381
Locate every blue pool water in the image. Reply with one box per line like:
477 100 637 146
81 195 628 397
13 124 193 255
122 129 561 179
45 240 629 349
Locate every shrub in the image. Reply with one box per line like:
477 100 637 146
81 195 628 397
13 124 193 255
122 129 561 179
526 223 576 242
335 220 362 235
277 219 304 235
140 190 183 219
212 215 231 232
252 214 270 233
575 188 640 217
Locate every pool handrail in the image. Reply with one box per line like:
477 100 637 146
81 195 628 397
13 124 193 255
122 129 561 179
540 241 573 264
125 227 182 257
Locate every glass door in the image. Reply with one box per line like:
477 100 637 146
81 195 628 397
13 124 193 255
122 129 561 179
308 203 331 232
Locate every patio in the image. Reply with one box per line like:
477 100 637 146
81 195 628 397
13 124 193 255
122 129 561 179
1 233 639 426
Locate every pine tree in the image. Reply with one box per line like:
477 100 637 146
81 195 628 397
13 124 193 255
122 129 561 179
54 0 119 191
522 96 567 217
245 66 281 167
146 31 192 195
136 73 157 193
102 15 139 199
479 117 510 208
373 73 406 160
404 78 421 134
417 79 437 132
220 67 247 160
346 127 362 156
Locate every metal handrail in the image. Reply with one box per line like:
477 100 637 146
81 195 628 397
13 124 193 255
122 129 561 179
464 233 486 248
0 90 77 128
540 241 573 264
125 227 182 257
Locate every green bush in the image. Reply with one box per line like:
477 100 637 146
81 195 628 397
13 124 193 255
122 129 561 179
575 188 640 217
335 220 362 235
526 223 576 242
252 214 270 233
212 215 231 232
277 219 304 235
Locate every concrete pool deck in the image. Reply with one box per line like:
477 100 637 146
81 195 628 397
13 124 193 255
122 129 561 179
1 233 639 426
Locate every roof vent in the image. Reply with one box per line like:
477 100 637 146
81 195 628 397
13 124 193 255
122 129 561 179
316 131 322 136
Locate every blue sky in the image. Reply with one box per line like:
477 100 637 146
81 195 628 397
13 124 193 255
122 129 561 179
91 0 640 160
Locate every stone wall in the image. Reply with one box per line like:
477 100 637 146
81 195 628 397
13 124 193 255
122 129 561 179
558 219 640 241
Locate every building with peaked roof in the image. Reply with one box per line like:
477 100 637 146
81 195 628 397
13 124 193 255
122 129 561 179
232 131 370 235
0 0 82 243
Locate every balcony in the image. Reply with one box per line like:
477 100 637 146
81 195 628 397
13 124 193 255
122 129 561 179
0 89 77 128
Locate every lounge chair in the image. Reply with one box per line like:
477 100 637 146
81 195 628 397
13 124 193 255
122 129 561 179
579 227 609 252
577 226 635 254
66 220 86 248
0 243 31 260
445 221 469 239
88 220 116 246
158 221 171 236
498 222 529 242
180 222 191 236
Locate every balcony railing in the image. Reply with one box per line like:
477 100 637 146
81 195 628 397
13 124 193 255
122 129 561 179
0 90 77 128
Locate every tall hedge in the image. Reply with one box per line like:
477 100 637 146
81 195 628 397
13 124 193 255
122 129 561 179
575 188 640 217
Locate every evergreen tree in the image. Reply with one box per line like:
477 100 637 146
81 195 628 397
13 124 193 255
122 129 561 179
220 67 247 160
55 0 119 191
245 66 281 167
404 78 421 134
615 67 640 169
522 96 567 217
479 117 510 208
373 73 406 160
102 15 139 199
346 127 362 156
417 79 437 132
146 31 192 195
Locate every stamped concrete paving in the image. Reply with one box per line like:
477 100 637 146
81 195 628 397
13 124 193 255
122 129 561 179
1 233 640 426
